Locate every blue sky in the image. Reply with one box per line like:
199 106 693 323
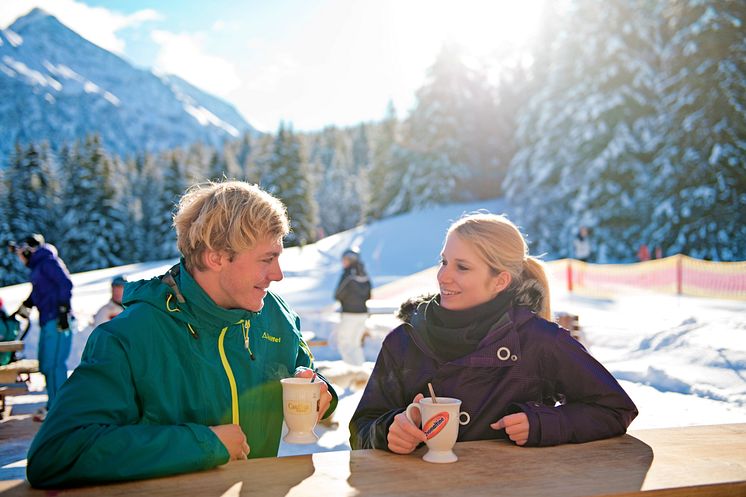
1 0 544 132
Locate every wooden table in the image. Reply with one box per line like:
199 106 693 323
1 424 745 496
0 341 23 353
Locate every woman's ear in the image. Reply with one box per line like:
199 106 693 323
494 271 512 293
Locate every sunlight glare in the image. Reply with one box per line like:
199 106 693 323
393 0 544 60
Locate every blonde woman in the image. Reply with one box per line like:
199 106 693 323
350 213 636 453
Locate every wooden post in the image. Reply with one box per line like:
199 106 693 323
676 255 683 295
567 260 573 292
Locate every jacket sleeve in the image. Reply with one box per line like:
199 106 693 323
512 325 638 446
26 327 229 488
349 334 409 450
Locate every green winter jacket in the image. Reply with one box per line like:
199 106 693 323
26 262 337 488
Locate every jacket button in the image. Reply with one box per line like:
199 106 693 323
497 347 511 361
511 355 518 361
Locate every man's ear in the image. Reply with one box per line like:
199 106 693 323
494 271 512 293
202 249 226 271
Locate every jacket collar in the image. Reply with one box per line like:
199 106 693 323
174 260 255 333
407 304 534 368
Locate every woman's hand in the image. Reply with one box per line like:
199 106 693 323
387 393 427 454
294 369 333 421
491 412 530 446
210 424 250 460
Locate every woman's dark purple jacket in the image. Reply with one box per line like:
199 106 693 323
349 305 638 449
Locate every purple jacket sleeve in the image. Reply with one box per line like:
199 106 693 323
349 333 410 450
512 328 638 446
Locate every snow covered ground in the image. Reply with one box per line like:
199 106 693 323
1 198 744 462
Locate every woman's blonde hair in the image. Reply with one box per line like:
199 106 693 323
447 213 551 320
173 181 290 272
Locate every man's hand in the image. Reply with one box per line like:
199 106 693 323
210 424 250 461
387 393 427 454
294 369 332 421
491 412 530 446
57 304 70 330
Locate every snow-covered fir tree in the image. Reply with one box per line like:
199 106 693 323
131 152 179 261
314 128 366 235
264 122 318 246
506 0 666 261
405 44 494 203
5 143 57 243
367 101 408 220
648 0 746 260
57 135 126 271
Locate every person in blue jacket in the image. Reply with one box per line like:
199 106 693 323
14 233 73 422
350 213 637 453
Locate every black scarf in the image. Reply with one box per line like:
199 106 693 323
415 291 513 363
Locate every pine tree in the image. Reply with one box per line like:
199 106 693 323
264 122 318 246
0 167 23 286
649 0 746 260
405 44 496 203
58 135 125 271
367 101 407 220
506 0 664 261
6 142 57 241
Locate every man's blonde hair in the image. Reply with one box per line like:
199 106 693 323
173 181 290 271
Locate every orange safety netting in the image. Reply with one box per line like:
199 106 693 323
546 255 746 300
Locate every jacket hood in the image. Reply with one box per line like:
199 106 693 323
27 244 58 268
123 260 253 334
396 293 435 324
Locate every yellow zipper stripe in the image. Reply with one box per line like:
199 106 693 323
217 327 239 424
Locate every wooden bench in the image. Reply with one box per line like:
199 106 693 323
0 340 24 353
0 382 29 415
301 331 328 348
555 312 582 342
0 359 39 418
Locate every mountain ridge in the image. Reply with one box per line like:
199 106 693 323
0 8 257 166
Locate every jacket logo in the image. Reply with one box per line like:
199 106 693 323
423 412 449 439
261 331 281 343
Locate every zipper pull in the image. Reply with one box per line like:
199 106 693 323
243 320 255 360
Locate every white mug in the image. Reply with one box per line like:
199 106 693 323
281 377 321 444
406 397 470 463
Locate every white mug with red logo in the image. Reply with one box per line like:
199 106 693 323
405 397 470 463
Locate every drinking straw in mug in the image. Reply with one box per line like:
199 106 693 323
427 382 438 404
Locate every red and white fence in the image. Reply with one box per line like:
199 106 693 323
546 255 746 301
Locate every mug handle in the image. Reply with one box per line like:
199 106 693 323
405 402 422 427
459 411 470 425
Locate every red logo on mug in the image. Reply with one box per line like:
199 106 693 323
423 412 450 439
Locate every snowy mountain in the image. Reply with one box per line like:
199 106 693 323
0 8 257 166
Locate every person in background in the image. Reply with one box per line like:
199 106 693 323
91 275 128 328
27 181 337 488
13 234 73 423
350 213 637 453
573 226 592 262
637 244 651 262
333 249 372 365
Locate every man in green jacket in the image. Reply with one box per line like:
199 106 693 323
26 181 337 488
